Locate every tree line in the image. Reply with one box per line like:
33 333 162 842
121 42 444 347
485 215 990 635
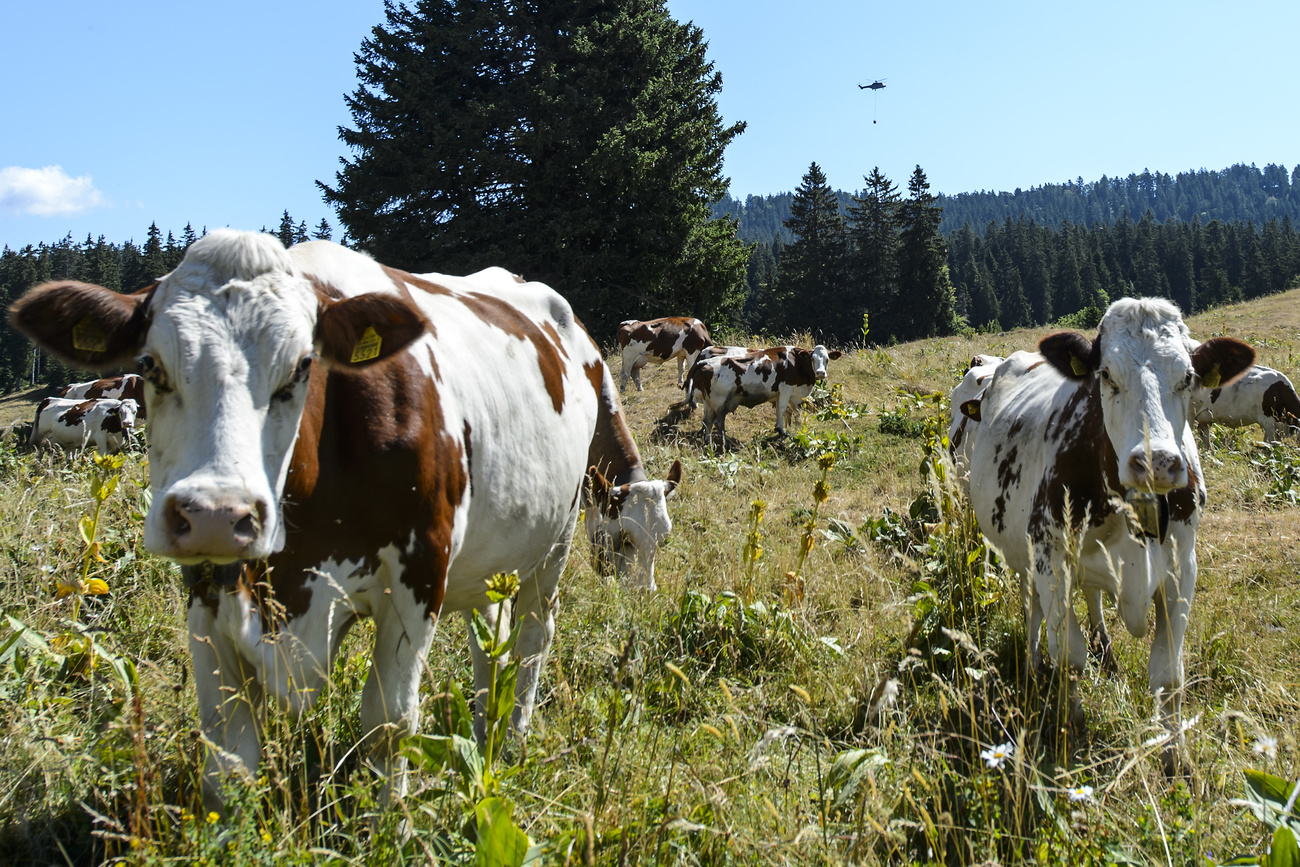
0 213 336 393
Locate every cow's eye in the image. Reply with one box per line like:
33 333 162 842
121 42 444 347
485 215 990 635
137 353 172 394
1177 370 1193 390
273 356 315 403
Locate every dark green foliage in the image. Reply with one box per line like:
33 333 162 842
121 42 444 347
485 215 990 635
320 0 749 336
892 166 958 341
766 163 850 337
847 167 901 342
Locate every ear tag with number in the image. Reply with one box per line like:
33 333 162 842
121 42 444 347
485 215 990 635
350 326 382 363
73 317 108 353
1070 355 1088 377
1201 364 1221 389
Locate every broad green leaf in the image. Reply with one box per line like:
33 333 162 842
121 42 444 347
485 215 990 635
1264 827 1300 867
475 797 530 867
1244 770 1300 834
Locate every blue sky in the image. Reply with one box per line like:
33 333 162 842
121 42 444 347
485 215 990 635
3 0 1297 249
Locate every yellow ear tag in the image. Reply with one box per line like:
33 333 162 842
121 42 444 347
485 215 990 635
350 326 382 363
1069 355 1087 377
72 317 108 353
1202 364 1221 389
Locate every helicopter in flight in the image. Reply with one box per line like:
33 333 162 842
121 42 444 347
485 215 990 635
858 79 887 90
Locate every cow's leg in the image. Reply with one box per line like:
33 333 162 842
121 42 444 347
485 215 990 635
1034 549 1088 730
1085 589 1117 674
509 511 575 735
631 358 647 391
189 602 263 815
775 390 790 435
361 590 438 802
677 355 688 388
1150 540 1196 775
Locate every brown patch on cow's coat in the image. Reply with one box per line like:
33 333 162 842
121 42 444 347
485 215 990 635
459 292 567 413
1263 380 1300 426
272 353 469 621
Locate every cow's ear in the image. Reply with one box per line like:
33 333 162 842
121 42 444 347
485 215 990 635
1039 330 1098 380
960 398 982 422
315 292 427 369
828 350 843 360
1192 337 1255 388
664 459 683 498
9 281 151 370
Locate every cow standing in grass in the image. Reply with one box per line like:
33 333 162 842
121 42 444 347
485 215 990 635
617 317 712 392
688 345 842 442
10 230 616 813
1191 363 1300 443
966 298 1253 771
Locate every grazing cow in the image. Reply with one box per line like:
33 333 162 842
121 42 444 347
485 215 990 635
584 361 683 591
30 397 139 454
10 230 610 812
60 373 147 419
947 354 1003 486
682 344 750 409
966 298 1253 771
1191 364 1300 443
617 317 712 392
688 345 843 441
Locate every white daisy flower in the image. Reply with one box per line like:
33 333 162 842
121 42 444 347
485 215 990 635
980 741 1015 769
1252 735 1278 760
1068 785 1094 803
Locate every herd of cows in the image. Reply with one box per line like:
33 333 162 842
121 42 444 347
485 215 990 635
7 229 1300 813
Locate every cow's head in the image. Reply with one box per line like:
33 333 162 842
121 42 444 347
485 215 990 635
586 460 682 591
111 398 140 435
9 230 425 564
1040 297 1254 493
798 345 843 382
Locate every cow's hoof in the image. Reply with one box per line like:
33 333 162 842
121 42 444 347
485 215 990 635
1089 629 1119 676
1161 740 1193 780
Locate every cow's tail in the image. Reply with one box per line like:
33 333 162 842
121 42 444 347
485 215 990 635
29 397 52 446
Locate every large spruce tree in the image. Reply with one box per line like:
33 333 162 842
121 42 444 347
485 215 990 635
320 0 748 334
847 167 901 341
893 166 957 340
765 162 849 339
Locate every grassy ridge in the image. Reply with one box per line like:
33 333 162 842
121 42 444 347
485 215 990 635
0 290 1298 864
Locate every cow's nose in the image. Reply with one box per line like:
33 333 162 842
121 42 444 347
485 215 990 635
1128 450 1186 490
164 494 265 558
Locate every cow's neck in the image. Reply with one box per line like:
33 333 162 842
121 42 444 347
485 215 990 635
588 389 645 487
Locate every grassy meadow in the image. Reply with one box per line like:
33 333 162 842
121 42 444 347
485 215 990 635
1 290 1299 865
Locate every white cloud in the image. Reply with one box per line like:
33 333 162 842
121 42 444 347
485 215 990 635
0 165 107 217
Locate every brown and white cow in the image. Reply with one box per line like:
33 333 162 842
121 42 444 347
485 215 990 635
946 354 1003 487
10 230 611 812
966 298 1253 770
687 345 842 441
60 373 147 419
584 360 682 591
30 396 139 454
1191 363 1300 443
617 317 712 392
682 344 750 409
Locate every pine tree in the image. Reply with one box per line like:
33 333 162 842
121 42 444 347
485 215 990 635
320 0 747 335
277 211 295 249
769 163 849 339
847 167 900 342
141 223 166 286
313 218 333 241
894 166 956 340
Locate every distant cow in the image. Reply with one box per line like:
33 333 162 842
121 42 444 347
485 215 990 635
947 354 1003 486
683 344 750 409
9 229 614 814
1191 364 1300 443
688 345 843 441
583 361 683 591
966 298 1253 771
60 373 147 419
31 397 139 454
618 317 712 392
